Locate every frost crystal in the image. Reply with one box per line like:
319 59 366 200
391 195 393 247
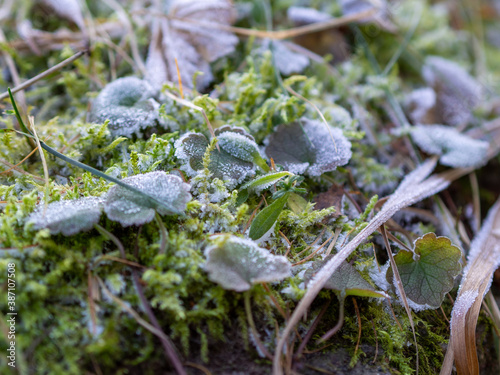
204 235 291 292
411 124 489 168
175 126 260 188
104 172 191 226
28 196 103 236
261 40 309 75
422 56 483 126
89 77 162 138
265 119 352 176
145 0 238 90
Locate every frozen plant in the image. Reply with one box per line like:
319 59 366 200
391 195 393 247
265 118 352 176
204 235 291 292
104 171 191 226
27 196 103 236
175 125 267 189
89 77 163 138
411 124 489 168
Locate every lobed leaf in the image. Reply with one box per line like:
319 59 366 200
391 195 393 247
104 171 191 226
27 196 103 236
204 235 291 292
89 77 162 138
411 124 489 168
265 119 352 177
386 232 462 309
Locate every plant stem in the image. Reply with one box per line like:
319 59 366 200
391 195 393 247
244 291 273 360
155 212 168 254
317 296 345 344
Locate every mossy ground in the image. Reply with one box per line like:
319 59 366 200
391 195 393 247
1 1 500 374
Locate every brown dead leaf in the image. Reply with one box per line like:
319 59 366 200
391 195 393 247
145 0 238 90
313 184 344 219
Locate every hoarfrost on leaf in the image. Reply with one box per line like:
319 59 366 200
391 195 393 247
405 87 437 124
27 196 103 236
174 126 263 188
104 171 191 227
145 0 238 90
411 124 489 168
386 233 462 309
204 235 291 292
287 6 332 25
305 256 387 298
265 119 352 176
261 40 309 75
422 56 484 126
89 77 162 138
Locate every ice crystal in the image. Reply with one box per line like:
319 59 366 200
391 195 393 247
27 196 103 236
145 0 238 90
411 124 489 168
265 119 352 176
204 235 291 292
422 56 483 126
104 172 191 226
175 126 261 188
89 77 162 138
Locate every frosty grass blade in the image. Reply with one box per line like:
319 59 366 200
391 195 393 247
104 171 191 227
204 235 291 292
28 196 103 236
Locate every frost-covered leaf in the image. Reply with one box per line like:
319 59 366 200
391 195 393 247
262 40 309 75
145 0 238 90
305 256 387 298
422 56 484 126
386 233 462 309
249 194 289 241
175 126 263 188
41 0 85 31
204 235 291 292
104 172 191 227
411 124 489 168
265 119 352 176
90 77 162 138
27 196 103 236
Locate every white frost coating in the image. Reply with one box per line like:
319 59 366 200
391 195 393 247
28 196 103 236
89 77 162 138
204 235 291 292
405 87 436 124
464 199 500 275
174 133 200 177
265 119 352 177
411 124 489 168
369 261 391 292
216 131 260 162
450 290 478 327
104 172 191 227
42 0 85 30
422 56 483 126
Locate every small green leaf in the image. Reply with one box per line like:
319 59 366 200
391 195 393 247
240 171 293 193
305 256 387 298
204 235 291 292
287 192 308 214
387 232 462 309
249 193 289 240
